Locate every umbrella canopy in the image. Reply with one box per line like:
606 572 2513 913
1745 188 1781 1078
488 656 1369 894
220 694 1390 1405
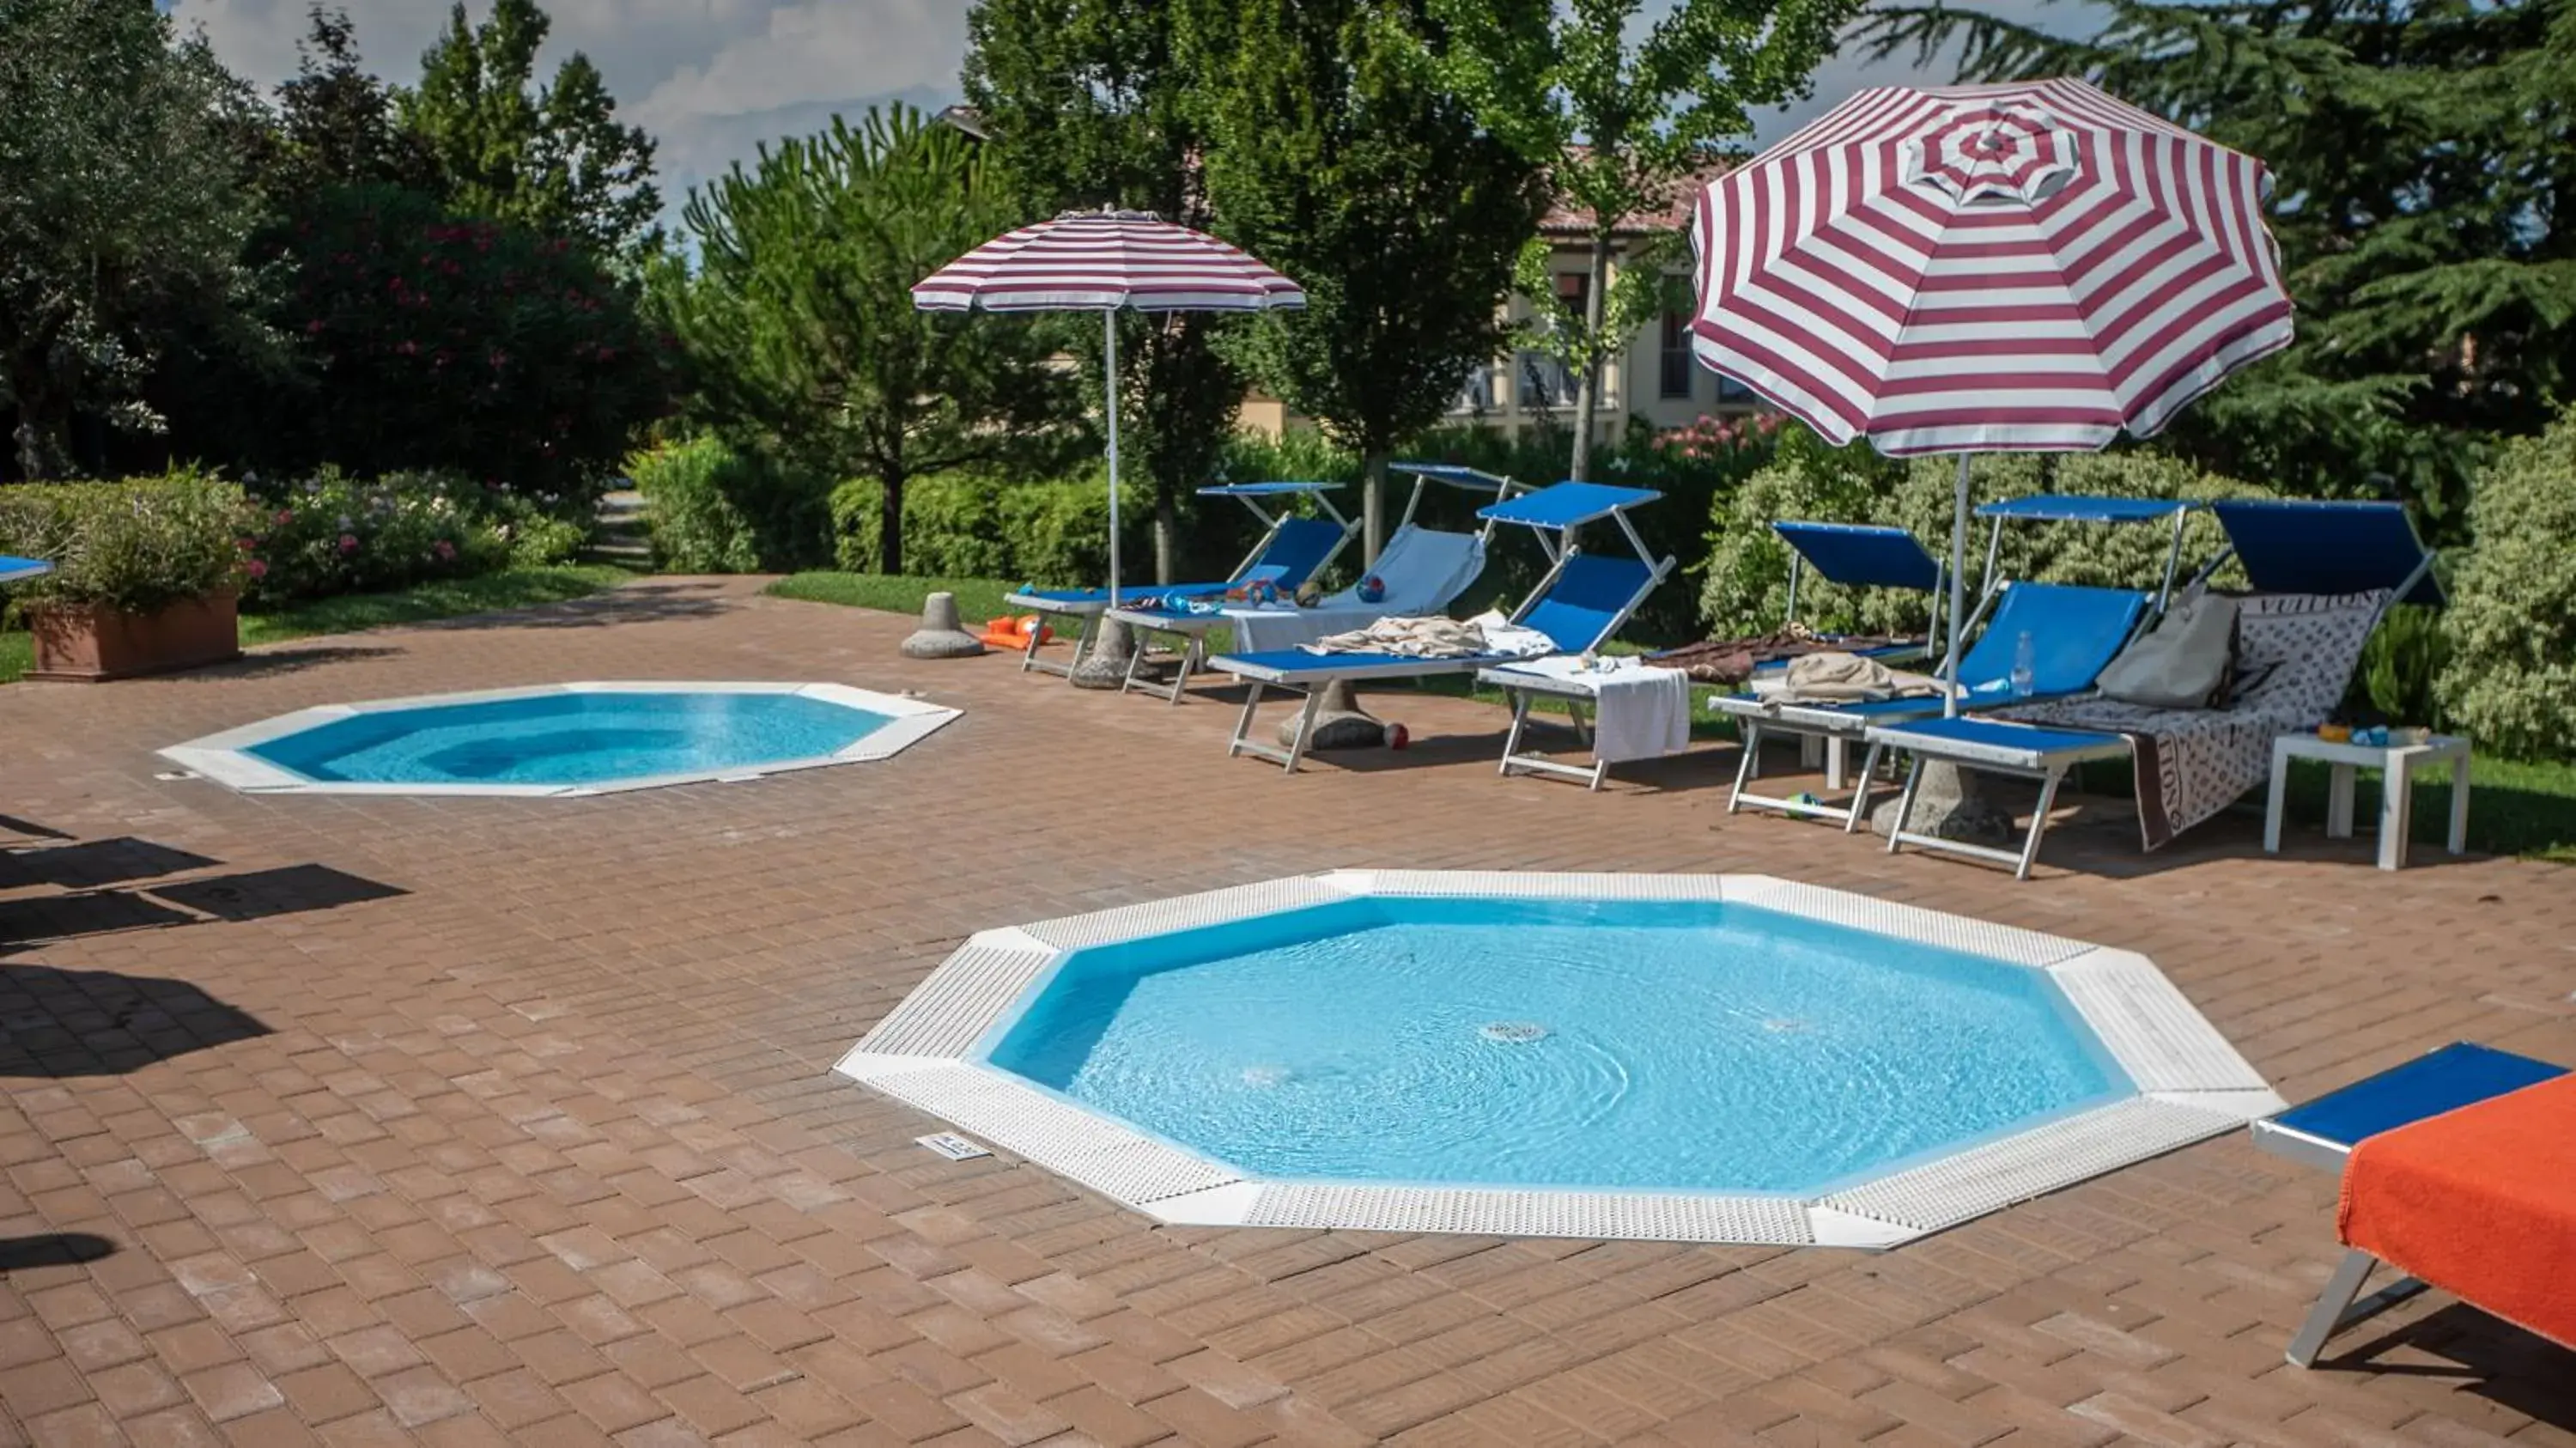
1688 78 2291 457
914 210 1303 611
1685 79 2292 711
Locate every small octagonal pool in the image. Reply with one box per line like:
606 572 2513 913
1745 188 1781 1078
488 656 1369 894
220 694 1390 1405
840 873 2282 1245
162 682 958 796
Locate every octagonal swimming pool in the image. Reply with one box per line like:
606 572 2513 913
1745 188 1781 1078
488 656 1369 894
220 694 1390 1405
839 873 2284 1245
162 682 958 796
987 897 2124 1196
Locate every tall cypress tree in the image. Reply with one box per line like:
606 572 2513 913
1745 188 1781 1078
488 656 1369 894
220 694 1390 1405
1181 0 1546 563
963 0 1239 585
1863 0 2576 524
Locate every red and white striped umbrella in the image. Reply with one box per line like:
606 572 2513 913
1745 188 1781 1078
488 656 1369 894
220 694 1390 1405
913 209 1305 313
914 210 1303 611
1687 78 2292 456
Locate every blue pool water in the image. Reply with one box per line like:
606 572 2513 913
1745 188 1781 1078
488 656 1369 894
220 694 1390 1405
987 898 2126 1194
248 691 892 787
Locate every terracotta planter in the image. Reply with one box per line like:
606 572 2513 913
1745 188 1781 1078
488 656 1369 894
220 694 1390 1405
26 590 242 682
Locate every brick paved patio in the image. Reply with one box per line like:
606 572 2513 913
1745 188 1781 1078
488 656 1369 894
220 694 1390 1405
3 576 2570 1447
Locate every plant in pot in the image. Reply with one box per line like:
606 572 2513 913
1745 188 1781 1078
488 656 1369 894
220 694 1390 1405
0 469 255 680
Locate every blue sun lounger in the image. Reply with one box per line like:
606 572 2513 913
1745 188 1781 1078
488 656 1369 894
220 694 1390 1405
1714 580 2152 832
1866 499 2443 878
2251 1043 2568 1366
1208 482 1675 773
1761 520 1948 668
1002 483 1355 680
1 556 52 585
1104 464 1519 704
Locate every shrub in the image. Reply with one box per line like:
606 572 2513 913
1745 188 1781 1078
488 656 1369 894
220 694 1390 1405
2440 413 2576 758
831 468 1117 588
629 435 833 573
234 468 502 603
2352 602 2451 727
1699 437 2275 638
0 470 252 614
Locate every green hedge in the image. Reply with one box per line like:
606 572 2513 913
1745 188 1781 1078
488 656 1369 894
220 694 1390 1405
0 470 252 613
2440 409 2576 759
831 468 1116 587
234 468 582 604
629 435 835 573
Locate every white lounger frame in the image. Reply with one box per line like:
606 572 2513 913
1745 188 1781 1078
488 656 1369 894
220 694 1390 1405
1220 512 1676 775
1004 486 1355 682
1108 470 1516 705
1868 724 2132 879
2246 1116 2435 1366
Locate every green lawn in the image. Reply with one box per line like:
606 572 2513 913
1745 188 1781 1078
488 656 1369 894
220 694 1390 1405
0 564 629 684
769 570 2576 861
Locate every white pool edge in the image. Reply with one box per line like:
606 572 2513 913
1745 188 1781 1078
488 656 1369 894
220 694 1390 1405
835 872 2284 1248
161 680 961 796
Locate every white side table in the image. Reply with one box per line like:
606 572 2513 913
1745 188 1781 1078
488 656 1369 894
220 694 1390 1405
2264 733 2471 870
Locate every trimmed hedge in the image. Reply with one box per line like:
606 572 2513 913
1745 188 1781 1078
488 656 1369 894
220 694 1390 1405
235 468 582 604
0 470 252 613
628 435 835 573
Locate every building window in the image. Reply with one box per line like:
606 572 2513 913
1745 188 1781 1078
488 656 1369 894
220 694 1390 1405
1516 350 1577 411
1659 310 1695 400
1716 373 1758 402
1453 361 1497 416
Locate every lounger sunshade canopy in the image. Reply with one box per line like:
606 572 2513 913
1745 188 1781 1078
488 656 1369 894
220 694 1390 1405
2211 499 2445 608
1771 522 1942 592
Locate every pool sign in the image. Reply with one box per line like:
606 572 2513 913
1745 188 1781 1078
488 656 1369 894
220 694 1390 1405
915 1132 992 1161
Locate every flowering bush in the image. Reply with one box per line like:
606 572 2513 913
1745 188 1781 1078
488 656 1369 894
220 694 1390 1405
234 468 584 604
0 470 254 614
249 184 669 508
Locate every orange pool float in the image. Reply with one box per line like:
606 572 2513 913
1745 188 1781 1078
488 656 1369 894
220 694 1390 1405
977 615 1051 650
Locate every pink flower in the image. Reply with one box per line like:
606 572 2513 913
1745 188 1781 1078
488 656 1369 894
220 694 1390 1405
274 508 293 524
246 559 269 579
338 533 359 554
236 537 256 551
434 539 456 561
396 340 418 356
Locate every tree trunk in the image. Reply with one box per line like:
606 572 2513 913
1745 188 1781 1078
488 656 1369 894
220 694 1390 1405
1360 449 1388 566
1566 232 1613 483
9 361 70 481
1154 485 1177 585
877 467 905 576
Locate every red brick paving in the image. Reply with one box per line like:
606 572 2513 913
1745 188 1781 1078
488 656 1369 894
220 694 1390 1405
2 575 2571 1446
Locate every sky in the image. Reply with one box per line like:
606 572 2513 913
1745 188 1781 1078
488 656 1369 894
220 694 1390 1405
163 0 2105 229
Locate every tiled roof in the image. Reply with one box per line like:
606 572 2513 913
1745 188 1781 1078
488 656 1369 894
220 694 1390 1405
1537 146 1732 237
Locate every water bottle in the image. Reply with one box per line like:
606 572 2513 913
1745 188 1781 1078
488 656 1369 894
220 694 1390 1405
2010 630 2036 697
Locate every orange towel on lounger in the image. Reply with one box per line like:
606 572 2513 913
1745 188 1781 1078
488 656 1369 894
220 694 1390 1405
2336 1073 2576 1348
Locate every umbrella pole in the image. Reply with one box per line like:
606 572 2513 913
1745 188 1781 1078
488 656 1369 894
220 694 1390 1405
1104 310 1121 608
1944 452 1971 719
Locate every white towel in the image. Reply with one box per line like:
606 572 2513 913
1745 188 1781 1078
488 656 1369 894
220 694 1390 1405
1492 654 1691 763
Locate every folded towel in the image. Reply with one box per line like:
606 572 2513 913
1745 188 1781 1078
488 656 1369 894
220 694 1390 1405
2338 1073 2576 1349
1770 652 1947 704
1492 655 1690 762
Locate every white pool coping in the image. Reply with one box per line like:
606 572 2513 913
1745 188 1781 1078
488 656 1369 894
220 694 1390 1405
160 681 960 797
835 872 2283 1248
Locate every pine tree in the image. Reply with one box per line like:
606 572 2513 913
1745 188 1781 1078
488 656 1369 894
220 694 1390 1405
1862 0 2576 523
659 105 1075 575
1181 0 1546 561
